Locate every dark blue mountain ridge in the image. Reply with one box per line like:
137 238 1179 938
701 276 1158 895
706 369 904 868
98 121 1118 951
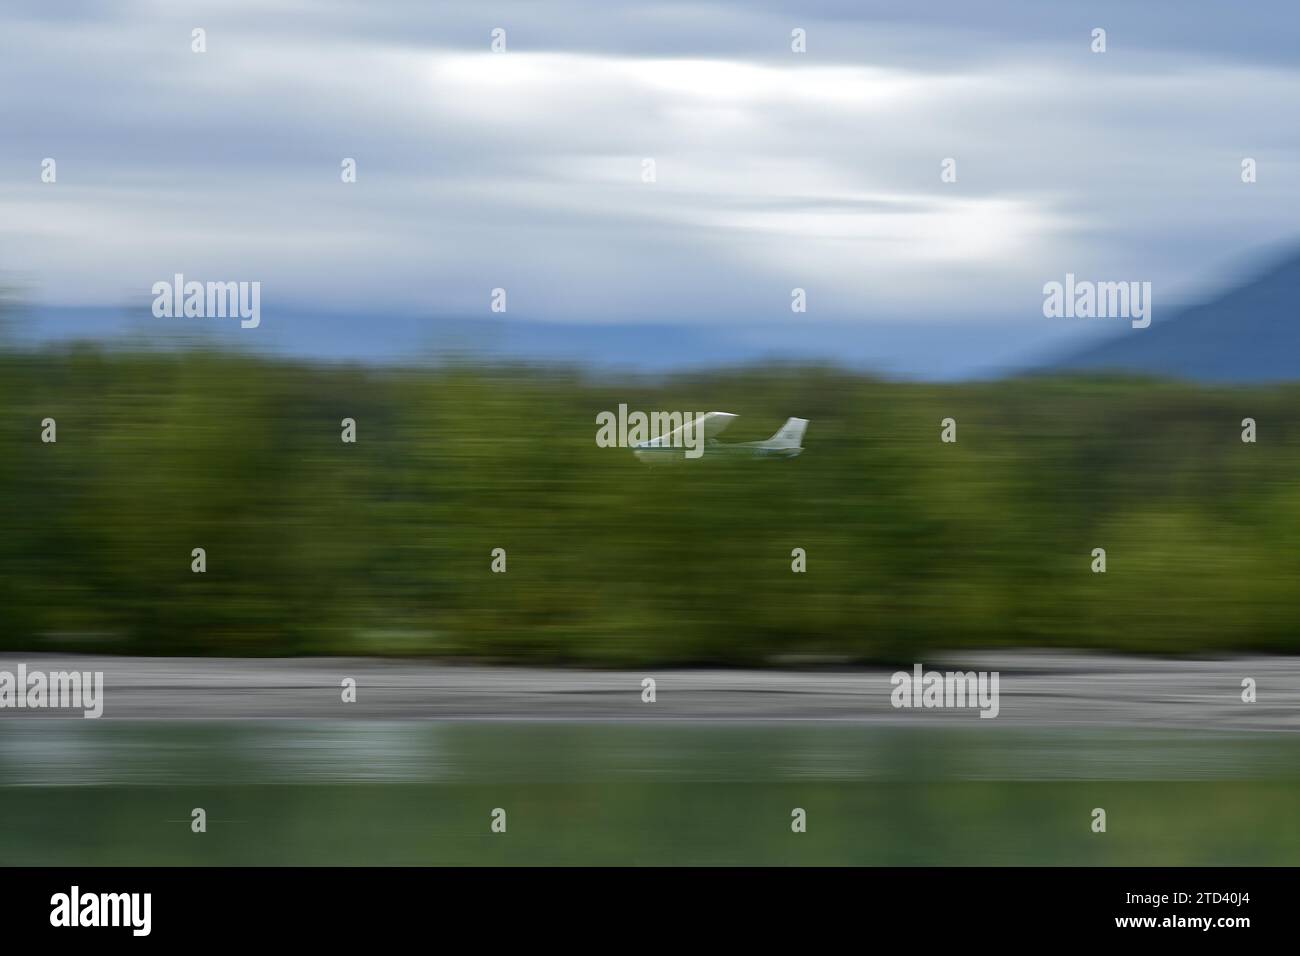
18 243 1299 382
7 302 1080 381
1047 245 1300 383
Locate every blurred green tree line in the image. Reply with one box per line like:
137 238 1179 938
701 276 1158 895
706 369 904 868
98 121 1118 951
3 346 1299 663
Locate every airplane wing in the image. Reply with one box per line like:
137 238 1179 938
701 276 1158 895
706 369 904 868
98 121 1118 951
636 411 737 449
699 411 737 439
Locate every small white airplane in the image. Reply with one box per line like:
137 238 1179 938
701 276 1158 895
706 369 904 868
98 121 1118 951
633 412 808 461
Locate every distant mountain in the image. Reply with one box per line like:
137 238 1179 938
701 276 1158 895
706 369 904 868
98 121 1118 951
1050 247 1300 382
11 305 1077 381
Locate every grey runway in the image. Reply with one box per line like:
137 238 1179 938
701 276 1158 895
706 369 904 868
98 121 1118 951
1 651 1296 729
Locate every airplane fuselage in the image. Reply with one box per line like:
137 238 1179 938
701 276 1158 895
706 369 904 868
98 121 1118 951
632 439 803 462
629 413 807 462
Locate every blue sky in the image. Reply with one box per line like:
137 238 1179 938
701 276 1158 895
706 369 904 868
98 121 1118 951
2 1 1299 372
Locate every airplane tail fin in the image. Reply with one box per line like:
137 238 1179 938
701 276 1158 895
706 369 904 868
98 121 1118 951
767 417 808 448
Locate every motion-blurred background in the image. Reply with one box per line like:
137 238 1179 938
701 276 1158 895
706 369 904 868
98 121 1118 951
3 0 1300 865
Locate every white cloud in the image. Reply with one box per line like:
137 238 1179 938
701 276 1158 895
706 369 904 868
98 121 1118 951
1 4 1299 330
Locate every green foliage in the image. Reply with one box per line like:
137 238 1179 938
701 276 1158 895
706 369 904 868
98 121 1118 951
3 347 1299 662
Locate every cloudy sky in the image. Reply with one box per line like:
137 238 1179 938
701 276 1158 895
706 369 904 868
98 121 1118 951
2 0 1299 368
